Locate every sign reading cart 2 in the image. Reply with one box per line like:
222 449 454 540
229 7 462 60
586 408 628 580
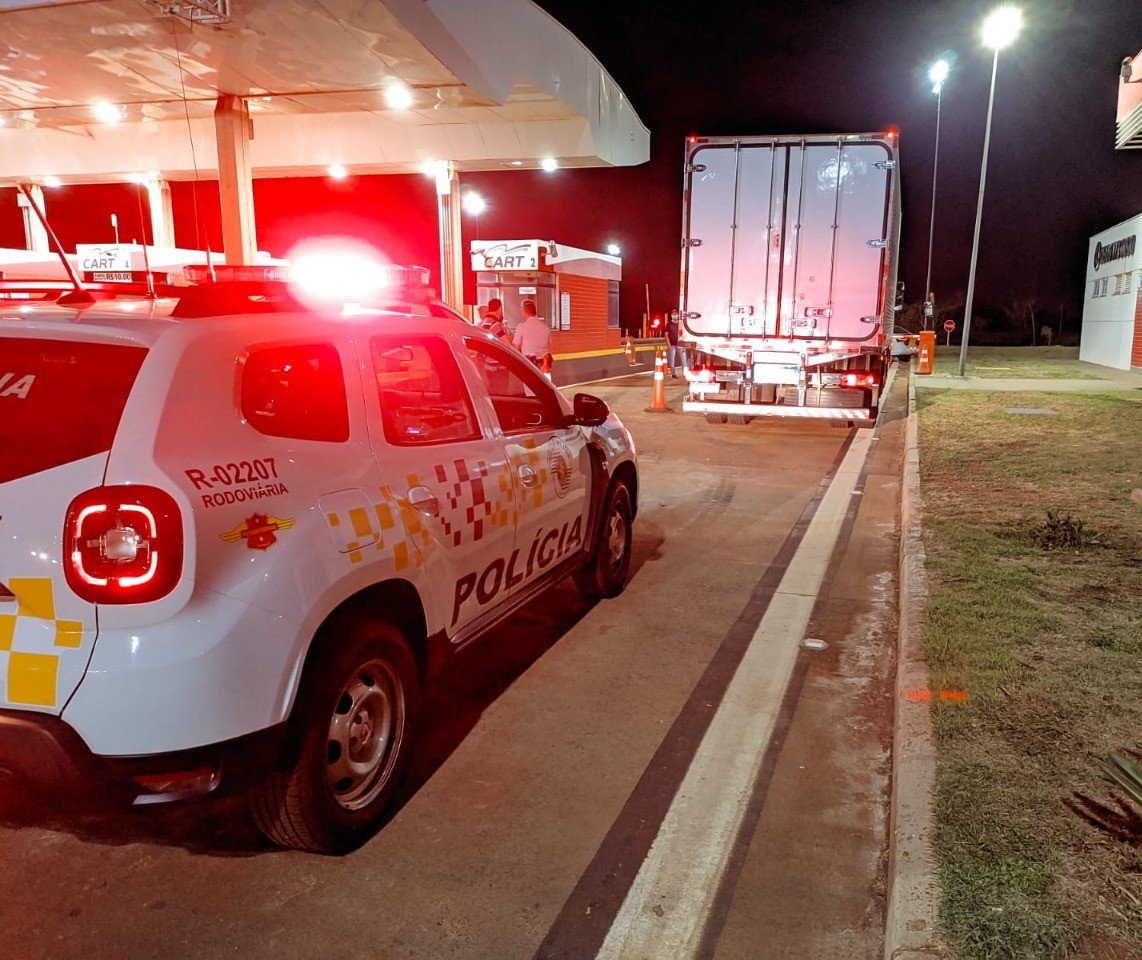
471 241 541 272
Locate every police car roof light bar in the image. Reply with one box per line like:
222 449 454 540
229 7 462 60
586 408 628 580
183 262 431 290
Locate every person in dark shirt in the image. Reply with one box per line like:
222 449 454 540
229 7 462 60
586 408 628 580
665 311 685 379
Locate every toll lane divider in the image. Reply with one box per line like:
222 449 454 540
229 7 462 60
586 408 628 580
535 429 863 960
595 428 876 958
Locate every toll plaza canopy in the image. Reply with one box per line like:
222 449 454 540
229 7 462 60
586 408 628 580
0 0 648 179
0 0 648 299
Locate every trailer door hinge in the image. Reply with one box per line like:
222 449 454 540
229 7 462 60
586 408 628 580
866 238 889 249
683 311 702 320
684 238 703 248
686 163 707 174
874 160 896 170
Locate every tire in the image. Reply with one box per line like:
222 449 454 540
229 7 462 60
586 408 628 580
705 412 729 425
726 414 753 425
249 619 418 854
574 482 633 601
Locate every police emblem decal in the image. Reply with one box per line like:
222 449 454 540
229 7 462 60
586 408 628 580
548 437 573 499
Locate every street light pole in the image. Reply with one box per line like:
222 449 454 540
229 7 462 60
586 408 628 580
958 7 1022 377
924 59 949 328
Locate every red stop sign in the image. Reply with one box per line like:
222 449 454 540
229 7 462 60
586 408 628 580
943 319 956 333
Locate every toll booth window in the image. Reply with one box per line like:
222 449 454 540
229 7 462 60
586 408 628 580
241 343 350 442
464 339 564 434
371 336 480 446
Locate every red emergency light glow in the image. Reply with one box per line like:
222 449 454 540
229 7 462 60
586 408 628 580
65 486 183 604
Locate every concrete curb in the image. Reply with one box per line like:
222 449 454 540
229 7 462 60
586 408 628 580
883 374 946 960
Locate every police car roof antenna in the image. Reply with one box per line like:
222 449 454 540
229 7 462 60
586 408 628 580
15 183 95 306
167 14 215 283
133 180 157 299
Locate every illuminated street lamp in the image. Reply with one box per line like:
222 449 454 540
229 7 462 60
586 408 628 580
923 58 950 328
606 242 621 256
958 6 1023 377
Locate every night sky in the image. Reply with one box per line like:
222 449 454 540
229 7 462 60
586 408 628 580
521 0 1142 333
2 0 1139 337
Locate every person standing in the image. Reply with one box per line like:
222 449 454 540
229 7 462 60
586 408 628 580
512 299 552 366
481 298 511 343
665 310 684 379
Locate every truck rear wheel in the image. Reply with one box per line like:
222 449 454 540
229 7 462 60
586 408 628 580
249 618 418 854
705 412 728 425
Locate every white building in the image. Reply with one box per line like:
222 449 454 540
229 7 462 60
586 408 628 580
1079 213 1141 370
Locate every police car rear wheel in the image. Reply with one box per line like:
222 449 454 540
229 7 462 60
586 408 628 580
574 482 632 600
249 619 418 854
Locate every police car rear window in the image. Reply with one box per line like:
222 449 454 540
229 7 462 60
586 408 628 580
240 342 350 443
0 338 147 484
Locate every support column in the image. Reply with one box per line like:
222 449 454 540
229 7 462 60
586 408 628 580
213 95 257 266
435 161 464 309
16 184 49 252
146 178 176 249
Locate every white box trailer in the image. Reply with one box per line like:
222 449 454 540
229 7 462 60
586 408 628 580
678 133 902 424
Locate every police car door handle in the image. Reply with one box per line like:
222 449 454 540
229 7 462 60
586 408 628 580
518 465 539 487
407 486 440 517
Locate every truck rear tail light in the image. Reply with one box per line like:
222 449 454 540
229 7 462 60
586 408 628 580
64 486 183 604
841 372 880 388
686 365 717 383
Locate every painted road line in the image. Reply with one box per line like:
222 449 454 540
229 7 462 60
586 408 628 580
596 428 876 959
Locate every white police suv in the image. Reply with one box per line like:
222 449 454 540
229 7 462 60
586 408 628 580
0 256 637 853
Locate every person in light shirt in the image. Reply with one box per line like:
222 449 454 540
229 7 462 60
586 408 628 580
512 299 552 366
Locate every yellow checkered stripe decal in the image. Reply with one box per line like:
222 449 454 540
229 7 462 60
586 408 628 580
0 577 87 709
324 458 517 567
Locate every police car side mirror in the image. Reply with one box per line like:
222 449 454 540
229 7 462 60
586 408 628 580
571 393 610 427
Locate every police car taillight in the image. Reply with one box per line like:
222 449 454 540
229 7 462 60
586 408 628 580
841 371 880 388
64 486 183 604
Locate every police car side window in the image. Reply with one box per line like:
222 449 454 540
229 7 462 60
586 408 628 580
463 339 563 434
241 343 350 442
371 336 480 446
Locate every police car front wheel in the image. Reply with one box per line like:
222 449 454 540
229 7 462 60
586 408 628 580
574 482 633 601
248 618 419 854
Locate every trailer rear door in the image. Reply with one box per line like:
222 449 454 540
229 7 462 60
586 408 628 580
683 137 896 343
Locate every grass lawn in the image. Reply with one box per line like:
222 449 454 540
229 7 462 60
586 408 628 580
930 346 1103 379
918 385 1142 959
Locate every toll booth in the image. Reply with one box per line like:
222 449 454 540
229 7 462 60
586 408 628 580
470 240 622 359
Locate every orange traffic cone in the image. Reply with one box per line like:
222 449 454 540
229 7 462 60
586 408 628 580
625 335 636 366
645 348 672 413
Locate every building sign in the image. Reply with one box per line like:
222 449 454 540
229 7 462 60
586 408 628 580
76 244 132 274
471 241 541 272
1092 234 1136 271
